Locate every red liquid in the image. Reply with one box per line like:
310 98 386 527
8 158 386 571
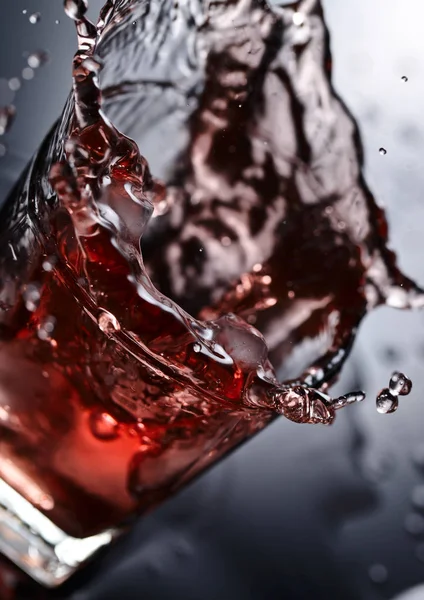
0 0 422 550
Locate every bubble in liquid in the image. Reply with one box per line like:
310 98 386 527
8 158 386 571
0 106 16 136
405 513 424 536
411 485 424 511
29 13 41 24
401 76 408 82
98 310 121 334
376 389 398 414
379 147 387 155
27 51 50 69
64 0 88 21
368 564 388 584
89 411 120 441
389 371 412 396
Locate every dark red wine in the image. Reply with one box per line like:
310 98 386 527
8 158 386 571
0 0 422 590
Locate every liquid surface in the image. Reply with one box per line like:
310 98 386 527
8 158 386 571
0 0 422 543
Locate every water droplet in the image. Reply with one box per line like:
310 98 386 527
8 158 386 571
27 51 50 69
64 0 88 21
389 371 412 396
0 106 16 136
22 9 27 15
292 12 305 27
411 485 424 511
405 513 424 536
22 67 34 81
368 564 388 584
379 147 387 155
401 76 408 82
89 411 119 441
29 12 41 24
412 444 424 473
8 78 21 92
98 310 121 334
193 343 201 353
376 389 398 414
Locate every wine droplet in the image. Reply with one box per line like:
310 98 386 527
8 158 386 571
64 0 88 21
389 371 412 396
376 389 398 414
89 411 119 441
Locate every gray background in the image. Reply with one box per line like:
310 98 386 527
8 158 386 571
2 1 424 598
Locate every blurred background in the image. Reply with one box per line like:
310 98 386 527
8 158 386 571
1 1 424 598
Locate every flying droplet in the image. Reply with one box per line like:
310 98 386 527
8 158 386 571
376 389 398 414
193 343 201 353
389 371 412 396
98 310 121 334
401 76 408 82
64 0 88 21
22 9 27 15
89 411 119 441
411 485 424 511
379 147 387 156
27 51 50 69
8 78 21 92
405 513 424 536
0 106 16 136
368 564 388 584
29 12 41 24
22 67 34 81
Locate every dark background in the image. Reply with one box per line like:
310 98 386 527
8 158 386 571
1 1 424 599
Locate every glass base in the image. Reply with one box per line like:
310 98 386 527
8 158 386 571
0 479 116 587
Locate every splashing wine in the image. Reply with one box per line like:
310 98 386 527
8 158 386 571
0 0 423 588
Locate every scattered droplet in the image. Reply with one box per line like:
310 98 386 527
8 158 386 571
22 67 34 81
55 19 60 25
401 76 408 82
89 411 119 441
405 513 424 536
368 564 388 584
0 106 16 136
379 147 387 155
8 78 21 92
389 371 412 396
22 9 27 15
193 343 201 353
27 51 50 69
64 0 88 21
376 389 398 414
98 310 121 334
411 485 424 511
29 12 41 24
412 444 424 473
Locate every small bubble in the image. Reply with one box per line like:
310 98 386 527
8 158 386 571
376 389 398 414
64 0 88 21
405 513 424 536
193 343 201 353
89 411 119 441
401 76 408 82
0 106 16 136
389 371 412 396
29 12 41 24
22 67 34 81
379 147 387 155
368 564 388 584
411 485 424 511
8 78 21 92
98 310 121 334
